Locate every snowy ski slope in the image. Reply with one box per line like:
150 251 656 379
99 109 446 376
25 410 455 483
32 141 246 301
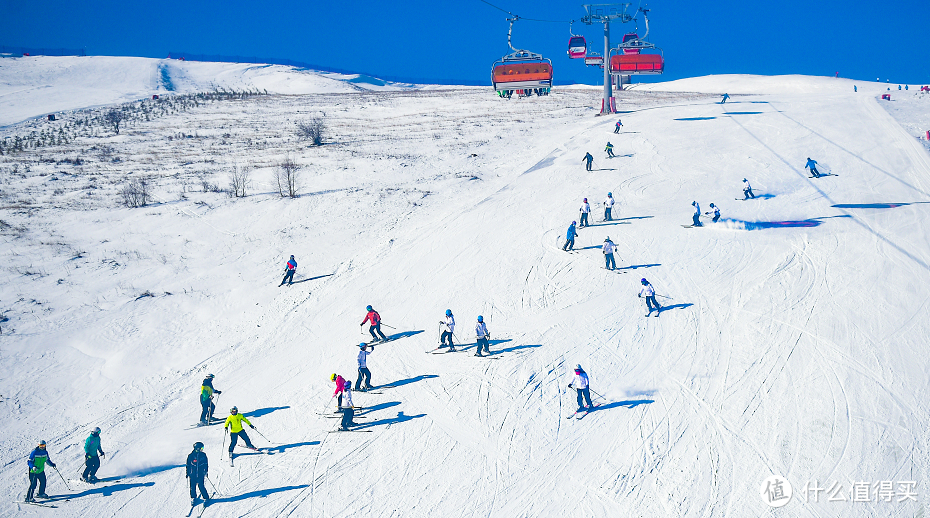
1 57 929 517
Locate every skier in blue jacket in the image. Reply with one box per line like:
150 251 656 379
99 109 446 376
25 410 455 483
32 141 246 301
805 158 821 177
25 441 57 502
82 427 105 483
279 255 297 286
563 221 578 251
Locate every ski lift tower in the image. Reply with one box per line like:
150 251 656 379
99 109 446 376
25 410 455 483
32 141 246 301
581 3 633 114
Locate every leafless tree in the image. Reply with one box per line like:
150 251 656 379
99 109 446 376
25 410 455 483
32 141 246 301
120 178 149 207
228 164 252 198
276 156 300 198
105 109 125 135
296 118 326 146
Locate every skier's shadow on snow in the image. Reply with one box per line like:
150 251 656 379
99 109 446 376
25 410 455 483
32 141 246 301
354 411 426 430
207 484 309 504
618 263 661 270
592 168 618 171
385 329 425 341
459 339 513 352
657 303 693 313
244 406 290 419
490 343 541 354
124 464 185 477
585 221 632 227
380 374 438 389
358 401 401 415
266 441 319 454
832 202 930 209
590 399 654 412
290 273 333 284
49 481 155 501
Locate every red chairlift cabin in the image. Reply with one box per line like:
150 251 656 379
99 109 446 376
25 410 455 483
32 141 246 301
568 36 587 59
610 15 664 75
492 17 553 98
621 33 641 54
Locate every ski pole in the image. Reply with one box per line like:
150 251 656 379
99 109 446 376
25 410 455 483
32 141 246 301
656 294 674 300
220 429 227 460
320 394 335 415
205 475 222 497
52 466 72 491
437 322 442 344
590 389 608 401
381 323 396 330
252 427 275 444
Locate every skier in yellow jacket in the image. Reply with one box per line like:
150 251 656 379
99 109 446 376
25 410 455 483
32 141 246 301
224 407 258 458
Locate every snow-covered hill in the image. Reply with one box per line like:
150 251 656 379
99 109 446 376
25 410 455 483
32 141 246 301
1 57 929 517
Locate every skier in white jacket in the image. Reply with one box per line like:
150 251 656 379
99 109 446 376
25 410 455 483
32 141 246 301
440 309 456 351
474 316 490 357
340 380 356 431
602 237 617 270
356 343 374 391
579 198 591 228
604 193 615 221
568 365 594 411
639 278 662 316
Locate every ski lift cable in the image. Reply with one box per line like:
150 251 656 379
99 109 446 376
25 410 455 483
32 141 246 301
476 0 573 24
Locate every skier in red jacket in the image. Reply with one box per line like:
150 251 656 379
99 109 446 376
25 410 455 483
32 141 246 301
360 305 387 342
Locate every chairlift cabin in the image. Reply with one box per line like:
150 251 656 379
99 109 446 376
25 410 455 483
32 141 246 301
492 17 553 98
568 36 587 59
621 33 641 55
609 15 664 75
584 53 604 67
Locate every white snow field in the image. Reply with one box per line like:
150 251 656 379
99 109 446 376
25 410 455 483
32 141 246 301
1 56 930 517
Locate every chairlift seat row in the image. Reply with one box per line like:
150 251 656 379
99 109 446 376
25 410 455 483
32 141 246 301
610 54 664 74
492 62 553 91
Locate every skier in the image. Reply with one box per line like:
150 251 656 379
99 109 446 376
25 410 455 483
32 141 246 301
705 203 720 223
25 440 57 502
563 221 578 251
568 365 593 412
605 142 615 158
582 152 594 171
614 119 623 133
360 305 387 342
579 198 590 228
603 237 617 270
331 373 347 410
186 442 209 505
199 374 222 425
279 255 297 287
721 93 730 104
691 201 702 227
81 427 104 483
440 309 455 351
474 315 490 357
340 379 356 431
356 343 374 391
604 192 615 221
639 278 662 316
854 85 857 93
742 178 755 199
805 157 821 177
224 406 257 457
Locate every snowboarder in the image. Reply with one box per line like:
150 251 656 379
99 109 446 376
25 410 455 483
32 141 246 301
639 278 662 316
721 93 730 104
331 373 347 410
440 309 455 350
582 152 594 171
742 178 755 199
603 237 617 270
340 379 356 431
360 305 387 342
81 427 104 483
200 374 222 425
604 192 615 221
356 343 374 391
279 255 297 287
568 365 594 411
614 119 623 133
691 201 702 227
579 198 590 228
25 440 57 502
805 157 821 177
474 315 490 357
605 142 615 158
224 406 257 457
705 203 720 223
186 442 209 505
563 221 578 251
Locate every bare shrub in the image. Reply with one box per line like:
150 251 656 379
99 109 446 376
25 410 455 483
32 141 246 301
296 118 326 146
228 164 252 198
105 109 125 135
120 178 149 208
198 172 221 193
276 157 300 198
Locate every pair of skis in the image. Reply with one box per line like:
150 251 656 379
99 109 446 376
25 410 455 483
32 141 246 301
565 403 601 420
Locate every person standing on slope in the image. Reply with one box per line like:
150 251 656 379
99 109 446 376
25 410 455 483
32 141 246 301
568 365 594 412
604 192 615 221
721 93 730 104
579 198 591 228
356 343 374 391
25 440 57 502
200 374 222 425
440 309 456 351
474 315 491 357
582 152 594 171
805 157 822 177
705 203 720 223
639 278 662 316
225 407 258 458
691 201 702 227
331 373 347 411
614 119 623 133
603 237 617 270
186 442 210 506
742 178 755 199
279 255 297 287
340 379 357 431
605 142 616 158
360 305 387 342
563 221 578 251
81 427 104 483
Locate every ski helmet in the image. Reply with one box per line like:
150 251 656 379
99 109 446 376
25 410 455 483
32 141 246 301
477 315 484 322
359 342 367 348
604 237 610 241
38 440 47 447
92 427 101 435
743 178 747 182
641 278 648 284
692 201 697 206
205 374 214 379
290 255 294 259
583 198 587 202
366 305 373 311
330 373 337 381
445 309 452 316
193 442 204 450
572 221 576 225
709 203 715 208
230 406 238 414
608 192 612 196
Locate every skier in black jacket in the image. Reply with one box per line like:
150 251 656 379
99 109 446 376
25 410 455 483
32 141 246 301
186 442 210 505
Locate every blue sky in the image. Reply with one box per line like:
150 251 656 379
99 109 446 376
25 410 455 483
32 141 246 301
3 0 928 85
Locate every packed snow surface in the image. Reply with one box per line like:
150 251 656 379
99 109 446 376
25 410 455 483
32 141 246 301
1 57 930 517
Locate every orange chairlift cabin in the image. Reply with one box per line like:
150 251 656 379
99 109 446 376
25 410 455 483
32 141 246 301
492 17 553 98
567 21 587 59
609 9 664 76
